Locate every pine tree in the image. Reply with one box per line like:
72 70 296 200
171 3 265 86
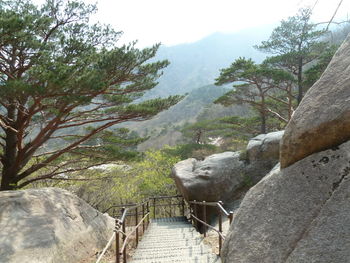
256 8 327 103
0 0 182 190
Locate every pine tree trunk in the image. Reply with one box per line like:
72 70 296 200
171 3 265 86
260 113 266 134
0 105 19 191
297 57 303 104
0 170 18 190
260 95 267 134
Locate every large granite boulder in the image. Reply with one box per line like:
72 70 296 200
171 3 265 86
173 152 246 232
247 130 284 164
172 152 246 203
280 34 350 168
0 187 114 263
172 131 284 231
221 140 350 263
173 131 284 206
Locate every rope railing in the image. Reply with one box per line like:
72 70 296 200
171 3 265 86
119 212 149 253
96 232 116 263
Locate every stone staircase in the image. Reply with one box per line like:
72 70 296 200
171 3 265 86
130 216 221 263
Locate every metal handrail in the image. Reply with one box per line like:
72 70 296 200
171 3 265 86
150 194 182 199
111 195 185 263
98 195 233 262
189 200 233 220
187 200 234 256
190 213 226 239
104 203 137 213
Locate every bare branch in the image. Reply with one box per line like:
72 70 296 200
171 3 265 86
326 0 345 31
265 108 288 123
17 162 114 188
17 118 128 180
266 94 290 106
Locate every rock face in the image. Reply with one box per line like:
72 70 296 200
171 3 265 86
221 140 350 263
280 35 350 168
0 187 114 263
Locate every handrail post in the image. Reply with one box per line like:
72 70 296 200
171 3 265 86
147 200 150 227
218 207 223 256
142 203 145 234
193 200 198 230
122 208 127 263
115 218 120 263
153 198 156 219
189 203 192 224
135 207 139 247
169 198 172 217
229 211 234 225
181 197 185 217
203 201 207 237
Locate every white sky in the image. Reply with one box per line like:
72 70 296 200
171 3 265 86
86 0 350 47
38 0 350 47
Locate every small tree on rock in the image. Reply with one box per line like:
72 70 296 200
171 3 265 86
215 57 295 134
255 8 327 103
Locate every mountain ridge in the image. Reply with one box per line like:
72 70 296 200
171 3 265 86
145 25 273 98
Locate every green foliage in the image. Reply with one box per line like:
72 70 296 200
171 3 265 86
256 8 326 56
242 174 254 187
255 7 328 102
163 143 218 160
215 57 295 133
50 148 182 212
129 149 180 197
181 120 216 144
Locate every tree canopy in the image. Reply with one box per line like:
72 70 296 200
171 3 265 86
255 8 327 103
215 57 295 133
0 0 182 190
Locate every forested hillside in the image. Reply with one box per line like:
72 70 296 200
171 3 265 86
130 85 249 150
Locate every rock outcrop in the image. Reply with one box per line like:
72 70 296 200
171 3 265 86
221 140 350 263
0 187 114 263
280 34 350 168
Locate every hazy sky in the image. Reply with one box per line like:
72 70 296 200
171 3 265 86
36 0 350 47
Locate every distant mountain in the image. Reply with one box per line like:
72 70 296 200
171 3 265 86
145 25 273 98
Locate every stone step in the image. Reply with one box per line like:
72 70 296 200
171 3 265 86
135 244 209 251
131 255 220 263
139 233 200 240
133 249 213 258
129 217 221 263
